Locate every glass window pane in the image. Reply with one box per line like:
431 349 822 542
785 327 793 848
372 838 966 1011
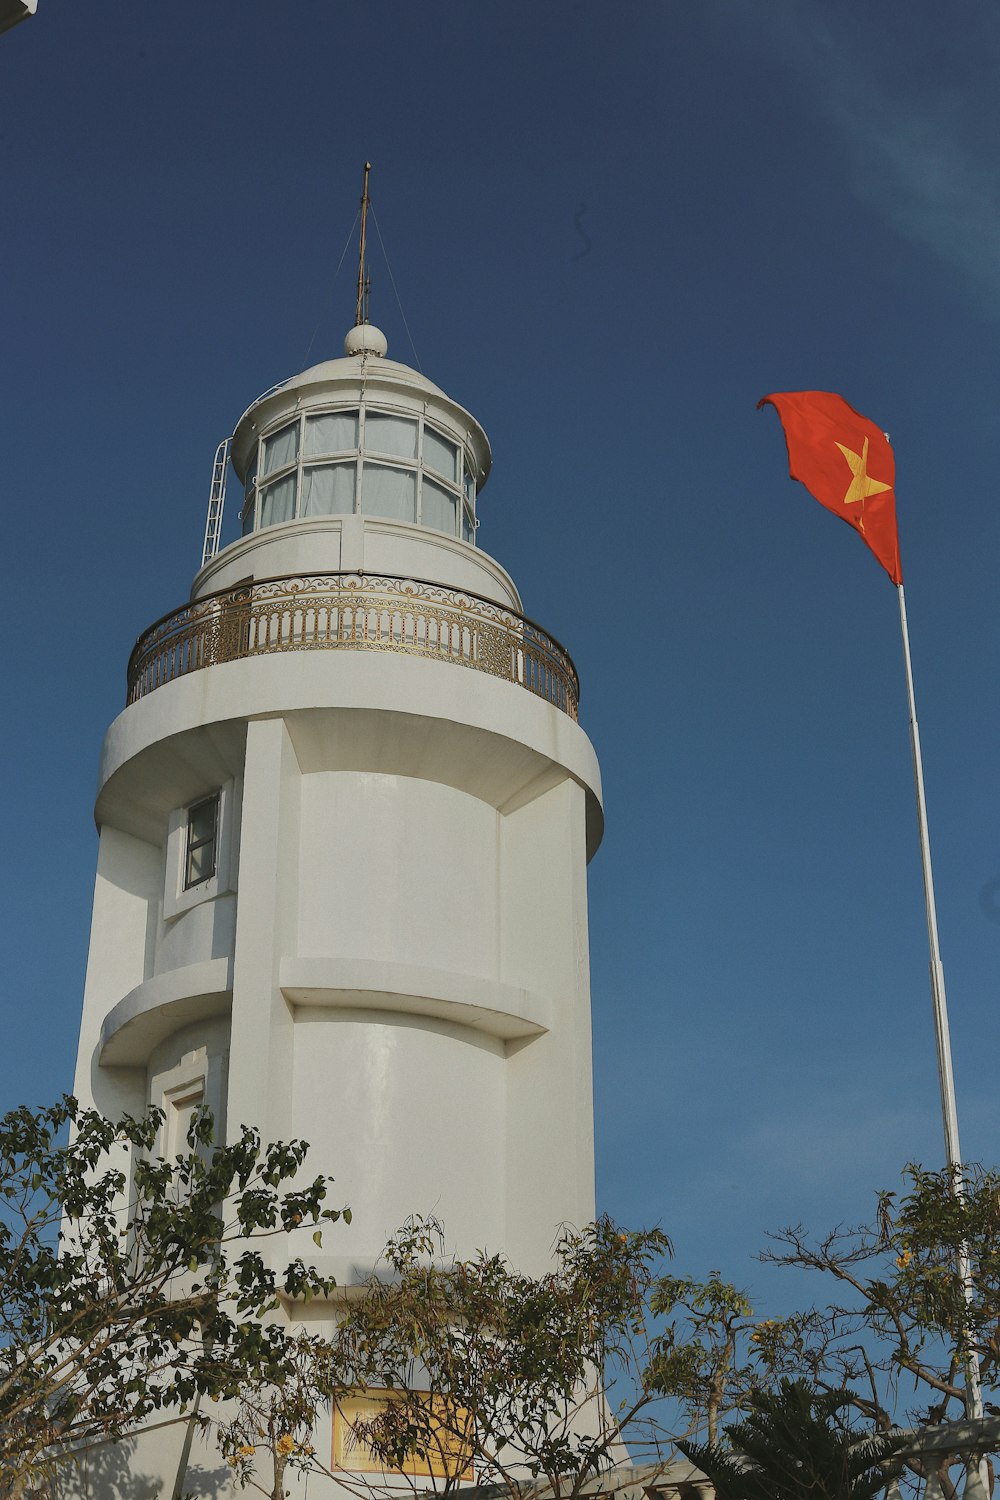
361 463 417 523
185 796 218 888
262 422 299 476
259 473 297 528
305 411 358 457
424 426 458 481
462 508 475 544
189 801 216 844
301 462 356 517
365 412 417 461
422 477 458 535
464 469 475 505
186 841 214 885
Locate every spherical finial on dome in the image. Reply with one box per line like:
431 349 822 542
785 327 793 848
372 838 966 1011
344 323 388 358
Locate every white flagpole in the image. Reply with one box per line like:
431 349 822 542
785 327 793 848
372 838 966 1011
897 583 963 1166
897 582 985 1440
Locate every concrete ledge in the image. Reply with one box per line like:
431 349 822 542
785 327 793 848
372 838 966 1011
280 956 550 1041
100 958 233 1066
98 650 604 858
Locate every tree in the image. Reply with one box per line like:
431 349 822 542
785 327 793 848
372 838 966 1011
208 1165 1000 1498
678 1378 905 1500
216 1331 333 1500
213 1225 879 1500
217 1215 679 1500
749 1164 1000 1493
332 1216 678 1497
0 1096 347 1490
649 1271 756 1446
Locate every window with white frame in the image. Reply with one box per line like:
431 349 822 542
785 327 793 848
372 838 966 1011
239 404 478 543
148 1028 230 1166
164 1078 206 1159
164 780 239 922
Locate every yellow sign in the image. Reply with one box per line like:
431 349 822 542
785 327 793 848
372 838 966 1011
332 1391 474 1481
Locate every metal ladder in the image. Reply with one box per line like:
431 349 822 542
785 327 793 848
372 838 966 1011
201 436 231 569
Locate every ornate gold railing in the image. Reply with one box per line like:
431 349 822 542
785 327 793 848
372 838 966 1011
126 572 580 720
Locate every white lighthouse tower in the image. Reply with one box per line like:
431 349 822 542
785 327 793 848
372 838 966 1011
73 218 604 1306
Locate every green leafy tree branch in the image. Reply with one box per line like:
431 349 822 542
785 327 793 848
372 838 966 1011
0 1096 347 1489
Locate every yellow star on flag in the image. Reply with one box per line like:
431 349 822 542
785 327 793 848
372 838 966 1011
835 435 892 508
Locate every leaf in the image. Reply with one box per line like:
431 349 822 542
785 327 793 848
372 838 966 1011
313 1230 323 1248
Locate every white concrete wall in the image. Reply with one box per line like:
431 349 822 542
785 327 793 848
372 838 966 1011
291 1008 506 1271
226 717 301 1146
74 825 160 1120
297 773 498 976
193 513 521 611
154 892 237 974
55 1419 237 1499
501 779 597 1274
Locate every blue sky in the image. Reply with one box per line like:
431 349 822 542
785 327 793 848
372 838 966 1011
3 1 999 1317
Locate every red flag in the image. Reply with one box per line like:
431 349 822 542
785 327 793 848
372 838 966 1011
758 390 902 584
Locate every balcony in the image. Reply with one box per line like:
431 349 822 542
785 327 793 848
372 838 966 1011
126 572 580 721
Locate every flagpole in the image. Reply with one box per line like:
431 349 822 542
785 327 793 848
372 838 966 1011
897 583 963 1166
760 389 987 1475
896 582 985 1437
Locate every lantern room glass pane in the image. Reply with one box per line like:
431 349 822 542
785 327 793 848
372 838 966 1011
362 463 417 523
365 413 417 461
305 411 358 457
262 422 299 476
464 469 475 505
462 508 475 544
422 477 458 535
259 473 297 528
301 462 356 517
424 426 458 481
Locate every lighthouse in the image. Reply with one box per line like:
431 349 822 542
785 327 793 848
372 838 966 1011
72 220 604 1302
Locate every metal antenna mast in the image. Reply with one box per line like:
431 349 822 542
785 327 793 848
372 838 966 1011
354 161 372 326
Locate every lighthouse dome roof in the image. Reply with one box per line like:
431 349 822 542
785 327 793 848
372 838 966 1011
270 321 447 402
281 351 447 404
230 325 489 487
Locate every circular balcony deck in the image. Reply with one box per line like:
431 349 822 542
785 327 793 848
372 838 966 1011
126 572 580 721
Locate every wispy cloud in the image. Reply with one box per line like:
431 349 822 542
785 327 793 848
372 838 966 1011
826 83 1000 317
720 2 1000 315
